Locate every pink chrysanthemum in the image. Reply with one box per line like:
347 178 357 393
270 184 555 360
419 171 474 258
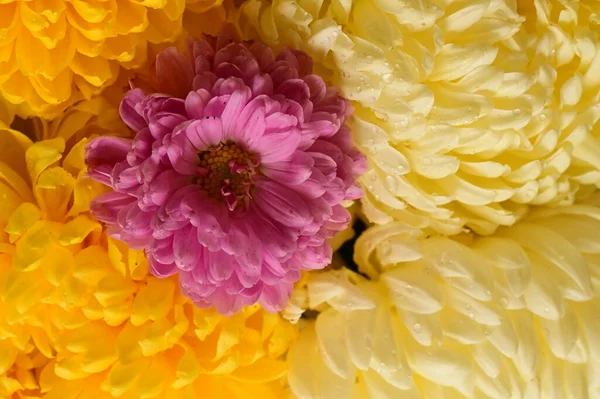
85 28 366 315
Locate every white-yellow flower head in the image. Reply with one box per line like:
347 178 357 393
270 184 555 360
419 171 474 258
233 0 600 235
284 194 600 398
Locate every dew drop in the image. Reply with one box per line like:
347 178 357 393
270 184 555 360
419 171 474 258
383 73 393 83
500 297 508 306
469 312 475 320
483 328 491 336
357 87 362 93
413 323 422 333
544 307 550 313
485 290 492 297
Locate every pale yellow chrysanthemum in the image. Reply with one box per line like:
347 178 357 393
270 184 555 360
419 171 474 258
284 196 600 398
0 132 298 398
0 0 188 119
233 0 600 235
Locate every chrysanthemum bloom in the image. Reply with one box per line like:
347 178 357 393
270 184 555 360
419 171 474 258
0 0 190 119
85 28 366 314
0 133 298 398
283 196 600 398
233 0 600 236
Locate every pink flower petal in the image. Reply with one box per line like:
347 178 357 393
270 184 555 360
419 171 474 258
256 129 301 163
261 151 313 185
207 250 235 282
231 96 266 144
90 192 135 225
120 89 147 131
173 226 201 271
255 179 312 228
185 89 212 119
184 118 224 149
156 47 195 98
259 283 292 313
221 87 252 137
86 137 132 185
149 258 178 278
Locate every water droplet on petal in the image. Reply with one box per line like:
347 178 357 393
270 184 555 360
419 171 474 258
413 323 422 333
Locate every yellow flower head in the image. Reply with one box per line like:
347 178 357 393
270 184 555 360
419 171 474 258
0 131 297 398
283 197 600 398
0 0 188 119
233 0 600 236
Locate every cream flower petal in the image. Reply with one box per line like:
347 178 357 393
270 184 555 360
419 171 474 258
284 197 600 398
233 0 600 235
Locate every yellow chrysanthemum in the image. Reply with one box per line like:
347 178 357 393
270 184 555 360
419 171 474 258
184 0 229 38
283 195 600 398
0 0 232 119
233 0 600 236
0 132 298 398
34 90 129 152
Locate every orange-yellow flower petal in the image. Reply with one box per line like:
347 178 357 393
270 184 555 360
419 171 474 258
0 0 188 119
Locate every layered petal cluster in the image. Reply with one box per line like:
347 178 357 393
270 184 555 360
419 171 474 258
36 93 130 151
233 0 600 235
284 197 600 398
0 0 189 119
85 29 366 314
0 133 297 398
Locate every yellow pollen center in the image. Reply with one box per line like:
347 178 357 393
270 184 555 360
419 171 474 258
197 142 259 209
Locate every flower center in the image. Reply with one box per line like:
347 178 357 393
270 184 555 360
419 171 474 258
197 142 259 211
